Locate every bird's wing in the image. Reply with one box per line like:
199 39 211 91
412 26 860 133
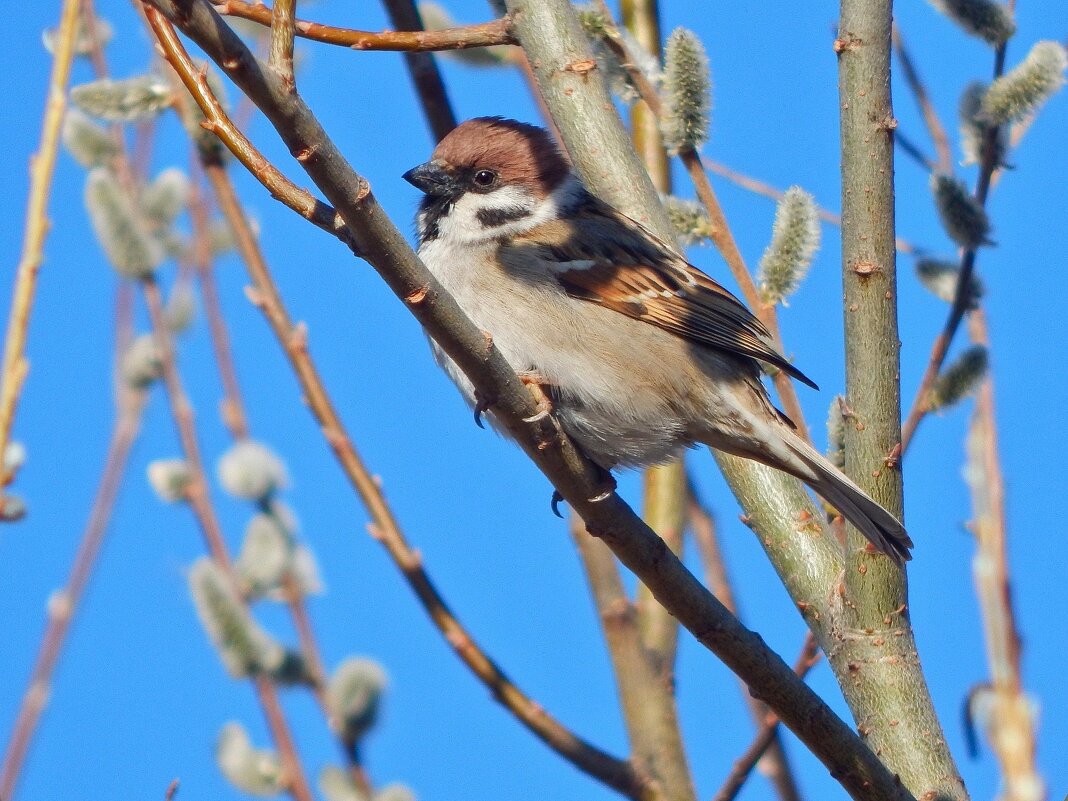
503 195 818 389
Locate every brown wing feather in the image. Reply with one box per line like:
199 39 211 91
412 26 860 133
507 194 818 389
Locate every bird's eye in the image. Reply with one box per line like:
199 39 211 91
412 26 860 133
472 169 498 188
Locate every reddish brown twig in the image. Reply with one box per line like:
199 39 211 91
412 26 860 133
710 634 820 801
214 0 515 52
687 489 803 801
142 277 315 801
901 43 1012 454
0 388 148 800
963 310 1043 799
892 25 953 175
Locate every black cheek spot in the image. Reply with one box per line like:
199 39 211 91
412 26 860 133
476 206 533 228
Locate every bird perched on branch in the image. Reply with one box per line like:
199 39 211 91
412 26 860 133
404 116 912 564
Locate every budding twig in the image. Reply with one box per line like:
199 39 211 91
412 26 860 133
0 0 82 508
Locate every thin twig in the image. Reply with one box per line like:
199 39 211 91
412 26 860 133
568 514 692 801
268 0 296 85
892 25 953 174
710 634 820 801
686 487 802 801
0 0 82 507
147 4 918 796
215 0 516 51
0 389 148 800
963 310 1043 800
701 159 917 255
142 277 315 801
901 42 1012 454
187 162 251 439
379 0 457 140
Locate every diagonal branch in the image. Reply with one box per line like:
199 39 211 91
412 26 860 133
151 26 648 795
892 25 953 175
145 1 914 797
215 0 516 52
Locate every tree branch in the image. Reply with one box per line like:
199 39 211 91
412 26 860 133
835 4 965 798
0 0 82 511
214 1 516 52
964 310 1043 801
892 25 953 175
145 1 914 796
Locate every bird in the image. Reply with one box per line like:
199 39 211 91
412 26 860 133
403 116 912 564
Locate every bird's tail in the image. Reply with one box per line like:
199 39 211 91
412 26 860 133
778 430 913 565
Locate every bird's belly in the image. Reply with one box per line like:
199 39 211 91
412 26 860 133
421 244 700 469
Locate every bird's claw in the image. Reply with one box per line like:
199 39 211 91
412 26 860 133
550 490 565 518
473 390 496 429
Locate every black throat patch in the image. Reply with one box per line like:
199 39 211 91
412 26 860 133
476 206 532 229
417 194 453 243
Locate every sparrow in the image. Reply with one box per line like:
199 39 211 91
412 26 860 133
403 117 912 564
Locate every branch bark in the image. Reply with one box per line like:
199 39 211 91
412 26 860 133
146 0 915 796
215 1 516 52
835 4 964 798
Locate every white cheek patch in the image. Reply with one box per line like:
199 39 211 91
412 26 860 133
434 175 584 245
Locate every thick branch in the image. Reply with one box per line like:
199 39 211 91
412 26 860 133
146 1 913 796
836 4 964 798
215 1 516 52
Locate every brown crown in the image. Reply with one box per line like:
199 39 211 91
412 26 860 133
431 117 570 195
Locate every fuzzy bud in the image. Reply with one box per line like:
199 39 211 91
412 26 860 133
374 785 417 801
661 28 711 154
418 3 512 66
236 511 295 599
216 722 284 797
4 442 27 476
164 283 198 334
319 766 365 801
826 397 847 470
930 174 992 249
959 81 1007 167
121 333 163 389
758 187 820 305
927 346 988 411
142 168 190 231
661 195 714 246
0 495 28 522
43 15 113 57
146 459 191 503
926 0 1015 45
85 168 164 279
328 658 387 750
217 441 288 501
915 259 983 307
71 75 172 122
188 558 286 678
982 41 1067 125
62 109 119 168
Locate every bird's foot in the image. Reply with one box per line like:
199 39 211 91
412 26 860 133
518 370 555 423
549 468 617 518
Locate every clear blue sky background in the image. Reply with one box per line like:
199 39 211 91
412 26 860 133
2 2 1066 800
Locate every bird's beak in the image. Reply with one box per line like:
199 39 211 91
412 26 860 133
402 161 457 197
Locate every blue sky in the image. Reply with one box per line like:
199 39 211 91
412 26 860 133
1 2 1066 800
